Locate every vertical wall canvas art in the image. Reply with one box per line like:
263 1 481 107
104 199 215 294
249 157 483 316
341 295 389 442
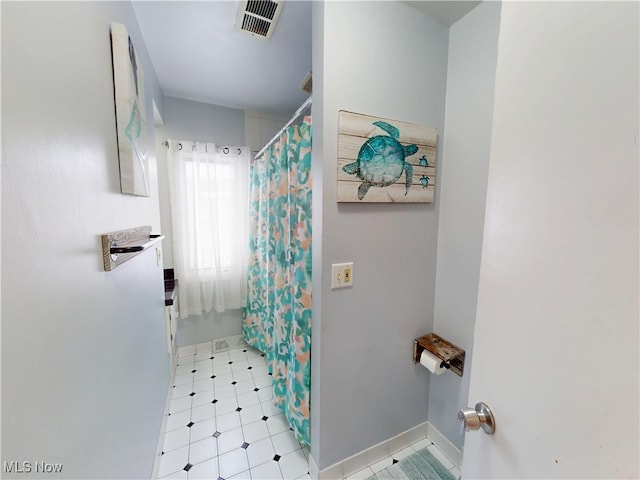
111 22 149 197
337 111 437 203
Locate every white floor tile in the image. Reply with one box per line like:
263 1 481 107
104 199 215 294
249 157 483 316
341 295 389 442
237 391 261 408
266 414 290 436
158 445 189 478
212 363 233 376
171 383 194 400
217 426 245 455
229 350 248 362
159 469 188 480
194 368 214 381
240 404 264 425
235 381 256 395
271 430 302 456
410 438 431 451
193 358 213 375
213 373 235 388
427 444 455 470
189 436 218 465
157 344 307 480
168 395 192 415
162 426 190 453
345 466 374 480
186 456 218 479
217 411 242 432
192 378 214 395
194 351 214 362
165 410 191 432
253 375 272 389
278 449 309 480
232 369 253 382
214 384 237 401
189 418 216 443
215 396 239 416
242 419 270 444
173 372 194 387
248 356 268 368
250 459 283 480
218 448 249 479
191 403 216 423
260 399 281 417
191 392 214 408
212 352 231 364
391 446 414 461
231 359 250 371
370 457 393 473
246 437 275 468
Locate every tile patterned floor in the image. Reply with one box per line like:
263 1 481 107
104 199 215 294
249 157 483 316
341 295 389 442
156 340 460 480
156 341 310 480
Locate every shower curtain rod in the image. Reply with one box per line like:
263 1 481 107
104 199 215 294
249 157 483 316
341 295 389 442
161 141 242 155
254 96 312 159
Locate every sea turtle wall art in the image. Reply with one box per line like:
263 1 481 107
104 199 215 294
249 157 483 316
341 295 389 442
337 111 437 203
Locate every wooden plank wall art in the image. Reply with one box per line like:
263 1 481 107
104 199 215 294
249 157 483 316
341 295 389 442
337 111 437 203
110 22 149 197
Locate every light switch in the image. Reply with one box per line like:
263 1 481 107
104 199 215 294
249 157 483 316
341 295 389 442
331 262 354 289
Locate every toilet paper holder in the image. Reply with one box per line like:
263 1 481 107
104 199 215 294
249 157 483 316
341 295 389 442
413 333 465 377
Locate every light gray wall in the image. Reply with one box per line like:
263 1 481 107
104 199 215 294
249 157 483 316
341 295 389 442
311 1 449 469
1 2 168 478
155 96 245 346
428 1 501 450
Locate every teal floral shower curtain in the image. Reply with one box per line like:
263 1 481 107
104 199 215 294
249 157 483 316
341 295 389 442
242 115 312 445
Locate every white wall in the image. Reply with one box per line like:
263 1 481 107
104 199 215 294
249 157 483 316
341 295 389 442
1 2 168 477
155 96 246 347
464 2 639 478
428 1 501 450
245 110 288 156
312 1 449 469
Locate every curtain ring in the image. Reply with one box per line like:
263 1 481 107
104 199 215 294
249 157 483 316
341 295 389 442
237 147 242 155
178 143 183 151
223 147 229 154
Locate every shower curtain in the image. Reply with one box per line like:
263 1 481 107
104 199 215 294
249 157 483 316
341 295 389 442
243 115 312 446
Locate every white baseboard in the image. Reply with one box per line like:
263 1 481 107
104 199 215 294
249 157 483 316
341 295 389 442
151 371 176 479
426 421 462 469
310 421 462 479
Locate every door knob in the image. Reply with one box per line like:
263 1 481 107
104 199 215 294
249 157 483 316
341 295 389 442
458 402 495 435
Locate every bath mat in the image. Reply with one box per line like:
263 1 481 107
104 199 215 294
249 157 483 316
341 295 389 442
366 447 457 480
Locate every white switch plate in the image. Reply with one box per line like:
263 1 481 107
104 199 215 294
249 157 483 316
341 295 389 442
331 262 354 289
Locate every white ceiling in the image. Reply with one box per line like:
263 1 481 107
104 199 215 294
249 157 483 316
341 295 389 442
132 1 481 118
132 1 312 116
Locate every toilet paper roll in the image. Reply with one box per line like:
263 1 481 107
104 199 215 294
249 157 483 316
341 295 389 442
420 350 447 375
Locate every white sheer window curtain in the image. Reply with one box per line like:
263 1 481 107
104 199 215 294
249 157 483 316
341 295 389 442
166 140 250 318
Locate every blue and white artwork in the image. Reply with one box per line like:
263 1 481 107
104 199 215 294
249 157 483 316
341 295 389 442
111 22 149 197
337 111 436 203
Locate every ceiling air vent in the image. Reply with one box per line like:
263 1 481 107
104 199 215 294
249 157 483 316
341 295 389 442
236 0 284 40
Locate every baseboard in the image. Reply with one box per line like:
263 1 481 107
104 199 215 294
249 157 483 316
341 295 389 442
151 369 176 479
313 422 429 479
426 422 462 469
310 421 463 479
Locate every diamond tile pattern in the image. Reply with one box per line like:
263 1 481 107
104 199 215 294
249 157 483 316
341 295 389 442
157 343 309 480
